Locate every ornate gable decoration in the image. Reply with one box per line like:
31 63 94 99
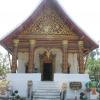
22 7 76 35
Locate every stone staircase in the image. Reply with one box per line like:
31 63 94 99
33 81 61 100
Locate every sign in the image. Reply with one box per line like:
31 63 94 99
89 75 95 81
70 82 82 90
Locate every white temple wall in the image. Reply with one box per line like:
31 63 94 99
50 48 62 73
34 48 47 72
68 53 79 73
18 52 29 73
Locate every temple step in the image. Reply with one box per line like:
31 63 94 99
33 81 60 100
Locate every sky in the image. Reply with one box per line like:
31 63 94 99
0 0 100 53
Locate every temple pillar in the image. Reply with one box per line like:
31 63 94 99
62 40 68 73
11 39 19 73
28 40 36 73
78 41 84 73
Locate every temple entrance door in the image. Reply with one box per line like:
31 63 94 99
39 51 55 81
43 63 53 81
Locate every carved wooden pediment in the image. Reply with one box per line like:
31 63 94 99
21 7 77 36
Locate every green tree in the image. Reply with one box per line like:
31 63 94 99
86 49 100 81
0 52 10 78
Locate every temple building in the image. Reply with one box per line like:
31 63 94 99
0 0 98 81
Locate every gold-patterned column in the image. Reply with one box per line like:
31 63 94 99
62 40 68 73
78 41 84 73
11 39 19 73
28 40 36 73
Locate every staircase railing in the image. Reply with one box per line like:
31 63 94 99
60 91 66 100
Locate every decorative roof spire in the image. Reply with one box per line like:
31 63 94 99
45 0 54 1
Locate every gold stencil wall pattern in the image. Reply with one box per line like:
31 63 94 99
22 7 76 35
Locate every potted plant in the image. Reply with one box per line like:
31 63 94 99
90 80 98 95
11 90 21 100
